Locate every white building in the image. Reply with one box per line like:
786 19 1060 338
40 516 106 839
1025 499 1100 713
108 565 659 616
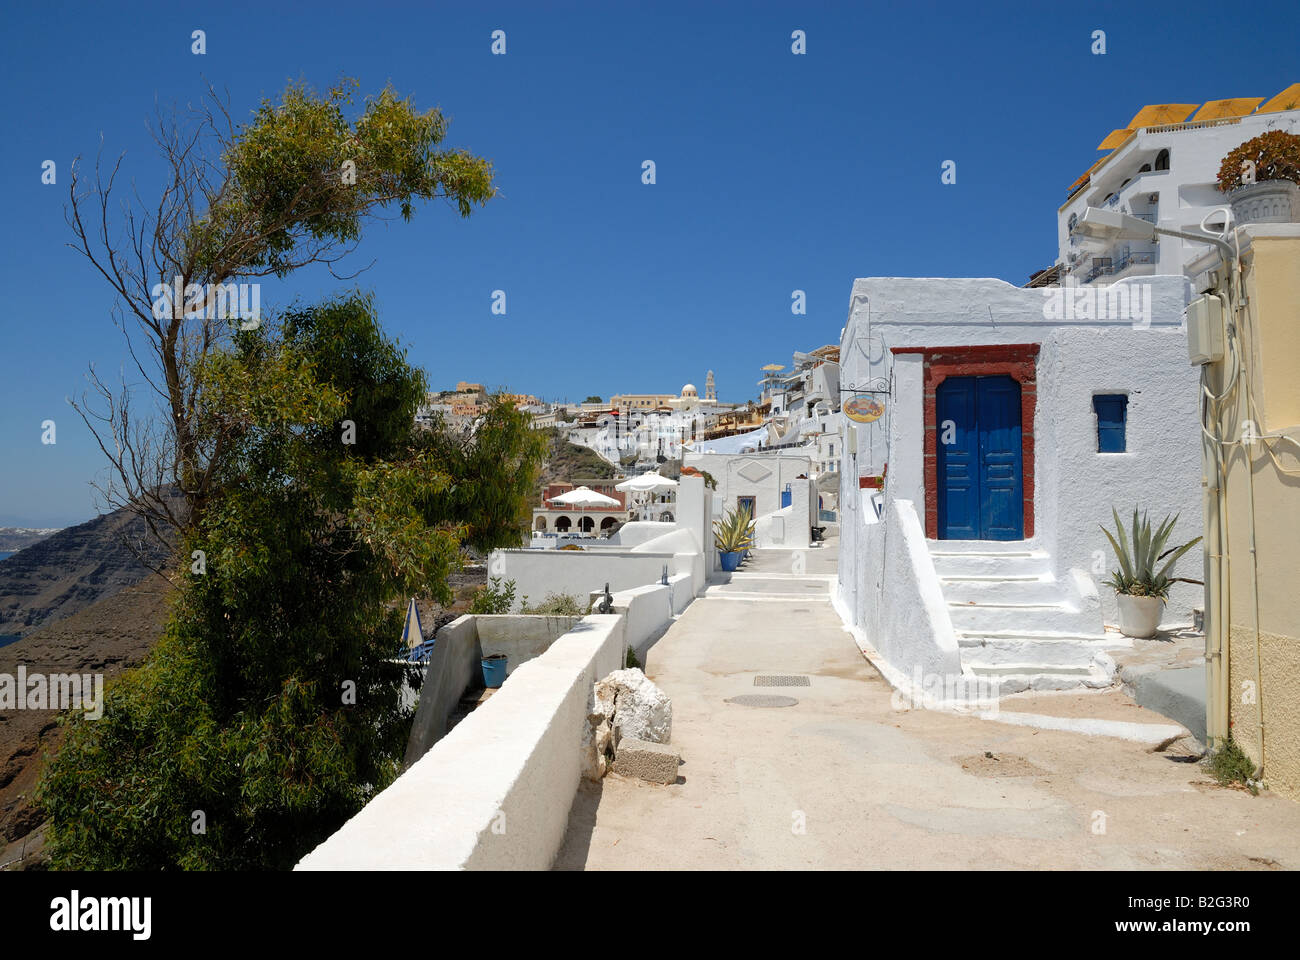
684 450 817 549
1058 90 1300 286
835 275 1203 693
569 384 734 467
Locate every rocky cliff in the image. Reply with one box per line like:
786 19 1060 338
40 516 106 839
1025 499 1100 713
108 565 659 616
0 508 172 641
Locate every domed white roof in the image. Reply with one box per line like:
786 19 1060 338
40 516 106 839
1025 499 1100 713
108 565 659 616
681 384 698 397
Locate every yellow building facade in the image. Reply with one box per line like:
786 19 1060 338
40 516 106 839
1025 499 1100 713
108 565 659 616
1204 226 1300 800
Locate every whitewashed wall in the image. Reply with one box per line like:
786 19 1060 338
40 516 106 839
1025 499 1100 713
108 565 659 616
685 452 813 521
298 615 627 870
837 275 1203 635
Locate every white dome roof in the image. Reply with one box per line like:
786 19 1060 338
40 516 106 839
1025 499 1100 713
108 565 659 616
681 384 697 397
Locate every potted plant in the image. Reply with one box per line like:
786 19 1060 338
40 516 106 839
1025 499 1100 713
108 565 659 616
1216 130 1300 225
714 504 755 572
1100 508 1202 638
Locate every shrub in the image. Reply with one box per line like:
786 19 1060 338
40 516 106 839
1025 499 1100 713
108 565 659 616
1206 738 1259 795
1216 130 1300 192
469 577 516 614
521 592 585 616
714 504 756 553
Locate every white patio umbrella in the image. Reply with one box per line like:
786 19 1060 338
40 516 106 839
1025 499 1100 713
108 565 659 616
549 485 622 536
548 485 622 507
615 472 678 520
614 472 678 494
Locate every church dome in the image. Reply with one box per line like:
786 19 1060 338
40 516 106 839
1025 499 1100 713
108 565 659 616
681 384 698 398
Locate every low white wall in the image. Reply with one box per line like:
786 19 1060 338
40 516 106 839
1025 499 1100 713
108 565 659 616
849 499 963 683
477 614 582 677
403 616 480 766
630 526 708 600
609 580 683 665
298 615 627 870
404 614 582 766
490 549 674 613
609 521 677 548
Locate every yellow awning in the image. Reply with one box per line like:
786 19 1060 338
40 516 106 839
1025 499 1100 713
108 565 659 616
1192 97 1265 121
1127 103 1199 128
761 364 784 371
1097 129 1134 151
1258 82 1300 114
1068 156 1109 193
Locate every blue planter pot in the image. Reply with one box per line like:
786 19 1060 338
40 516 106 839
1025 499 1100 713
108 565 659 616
481 654 507 688
720 551 742 572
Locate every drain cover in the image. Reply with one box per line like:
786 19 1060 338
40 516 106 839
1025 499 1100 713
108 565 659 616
754 675 810 687
726 694 799 707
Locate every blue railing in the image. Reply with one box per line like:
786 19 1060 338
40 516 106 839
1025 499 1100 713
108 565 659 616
400 638 436 663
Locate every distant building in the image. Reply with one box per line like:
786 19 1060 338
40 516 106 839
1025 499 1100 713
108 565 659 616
532 480 630 536
1058 86 1300 286
610 392 677 411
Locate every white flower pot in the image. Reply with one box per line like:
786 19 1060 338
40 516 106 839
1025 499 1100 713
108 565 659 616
1116 593 1164 638
1229 180 1300 226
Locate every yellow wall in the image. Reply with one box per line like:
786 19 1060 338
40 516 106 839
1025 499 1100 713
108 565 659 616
1220 232 1300 801
1247 237 1300 432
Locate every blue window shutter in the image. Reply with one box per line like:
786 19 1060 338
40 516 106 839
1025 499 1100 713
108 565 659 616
1093 394 1128 453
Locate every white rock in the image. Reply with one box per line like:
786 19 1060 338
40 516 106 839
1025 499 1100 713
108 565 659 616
594 668 672 745
581 713 613 781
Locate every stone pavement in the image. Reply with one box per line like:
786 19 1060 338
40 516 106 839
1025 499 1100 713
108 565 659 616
554 538 1300 870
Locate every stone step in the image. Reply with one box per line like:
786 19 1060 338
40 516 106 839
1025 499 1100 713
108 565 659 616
963 662 1116 693
938 574 1059 604
929 550 1052 578
957 634 1111 667
704 577 831 598
946 600 1095 634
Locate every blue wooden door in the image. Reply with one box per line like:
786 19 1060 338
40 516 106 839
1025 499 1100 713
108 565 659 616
936 375 1023 540
936 377 980 539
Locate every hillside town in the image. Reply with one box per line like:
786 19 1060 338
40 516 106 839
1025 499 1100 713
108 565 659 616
6 5 1300 929
289 86 1300 872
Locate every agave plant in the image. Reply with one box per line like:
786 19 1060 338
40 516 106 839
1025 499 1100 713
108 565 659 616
714 504 756 553
1100 508 1202 600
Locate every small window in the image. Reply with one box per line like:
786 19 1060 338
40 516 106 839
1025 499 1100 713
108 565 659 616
1093 394 1128 452
1154 149 1170 171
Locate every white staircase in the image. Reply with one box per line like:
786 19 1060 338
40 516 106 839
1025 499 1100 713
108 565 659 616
928 542 1125 692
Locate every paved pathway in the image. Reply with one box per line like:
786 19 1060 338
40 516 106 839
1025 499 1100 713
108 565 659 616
555 538 1300 870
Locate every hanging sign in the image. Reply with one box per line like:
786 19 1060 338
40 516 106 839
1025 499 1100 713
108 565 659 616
844 395 885 423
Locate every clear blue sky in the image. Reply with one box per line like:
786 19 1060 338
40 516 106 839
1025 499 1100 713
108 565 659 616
2 0 1297 526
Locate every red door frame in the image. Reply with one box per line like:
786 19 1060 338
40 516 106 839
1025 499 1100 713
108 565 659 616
892 344 1039 540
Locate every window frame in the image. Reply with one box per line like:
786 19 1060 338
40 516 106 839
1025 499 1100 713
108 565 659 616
1092 393 1129 453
